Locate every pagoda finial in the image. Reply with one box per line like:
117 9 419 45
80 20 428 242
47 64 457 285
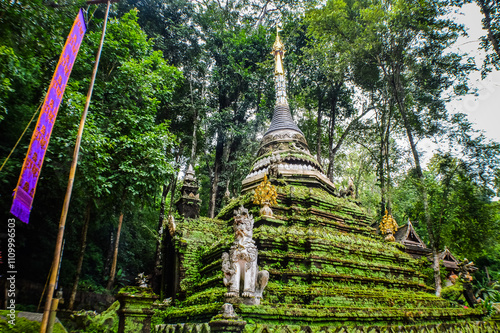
271 28 288 106
272 28 285 75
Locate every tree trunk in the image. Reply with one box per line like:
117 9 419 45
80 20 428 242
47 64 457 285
375 53 441 294
106 210 124 290
390 67 441 295
327 86 339 180
477 0 500 59
209 131 225 218
375 52 442 293
103 231 114 282
316 89 323 164
189 73 199 164
384 140 392 213
379 132 386 216
463 282 477 307
384 116 392 214
68 201 92 310
159 148 184 299
152 182 172 295
432 248 442 297
398 99 441 294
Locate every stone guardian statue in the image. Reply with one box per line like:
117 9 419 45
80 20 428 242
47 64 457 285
221 206 268 305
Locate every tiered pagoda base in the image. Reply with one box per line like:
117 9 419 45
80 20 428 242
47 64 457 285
153 183 486 331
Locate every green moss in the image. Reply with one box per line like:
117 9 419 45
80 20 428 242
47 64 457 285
216 193 253 220
118 286 157 297
441 282 464 302
164 182 487 328
0 310 67 333
71 301 120 332
182 287 226 306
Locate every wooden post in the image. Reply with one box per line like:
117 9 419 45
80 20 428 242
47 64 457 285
46 298 60 333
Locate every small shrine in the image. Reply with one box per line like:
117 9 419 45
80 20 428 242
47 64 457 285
440 247 461 286
440 247 460 272
175 164 201 219
394 219 432 258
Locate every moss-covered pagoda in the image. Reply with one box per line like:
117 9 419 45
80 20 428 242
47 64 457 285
153 33 497 333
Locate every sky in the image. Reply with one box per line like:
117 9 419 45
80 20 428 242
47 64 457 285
449 3 500 144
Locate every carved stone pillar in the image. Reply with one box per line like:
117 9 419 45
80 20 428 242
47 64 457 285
117 289 158 333
209 303 247 333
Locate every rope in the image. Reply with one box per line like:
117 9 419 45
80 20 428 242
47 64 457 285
0 102 42 173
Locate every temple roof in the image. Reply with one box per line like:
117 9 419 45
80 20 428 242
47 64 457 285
395 220 427 249
439 247 460 270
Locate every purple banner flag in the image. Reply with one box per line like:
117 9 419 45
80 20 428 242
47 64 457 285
10 9 87 223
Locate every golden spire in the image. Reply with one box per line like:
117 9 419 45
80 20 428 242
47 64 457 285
271 28 288 106
271 28 285 74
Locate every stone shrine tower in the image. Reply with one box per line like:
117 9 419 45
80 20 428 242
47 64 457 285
176 164 201 218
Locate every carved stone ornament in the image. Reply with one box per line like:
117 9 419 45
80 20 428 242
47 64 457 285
458 258 476 282
220 303 238 319
260 200 273 218
135 272 149 288
384 231 396 242
221 206 269 305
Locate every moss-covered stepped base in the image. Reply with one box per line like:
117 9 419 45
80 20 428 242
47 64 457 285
154 321 499 333
157 300 482 327
166 184 484 328
262 282 451 308
237 304 483 325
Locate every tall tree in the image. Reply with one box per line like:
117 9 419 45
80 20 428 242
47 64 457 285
51 9 182 291
456 0 500 75
307 0 474 295
395 153 500 261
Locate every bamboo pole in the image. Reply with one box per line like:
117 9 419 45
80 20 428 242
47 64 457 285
39 1 113 331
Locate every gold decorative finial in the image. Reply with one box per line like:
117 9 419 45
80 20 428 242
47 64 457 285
379 209 398 242
271 29 285 74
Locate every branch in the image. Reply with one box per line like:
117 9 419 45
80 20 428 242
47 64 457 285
330 106 374 157
477 0 500 59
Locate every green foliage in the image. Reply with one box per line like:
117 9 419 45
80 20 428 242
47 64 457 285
57 9 182 200
70 300 120 333
1 0 499 316
118 286 156 297
393 153 500 260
